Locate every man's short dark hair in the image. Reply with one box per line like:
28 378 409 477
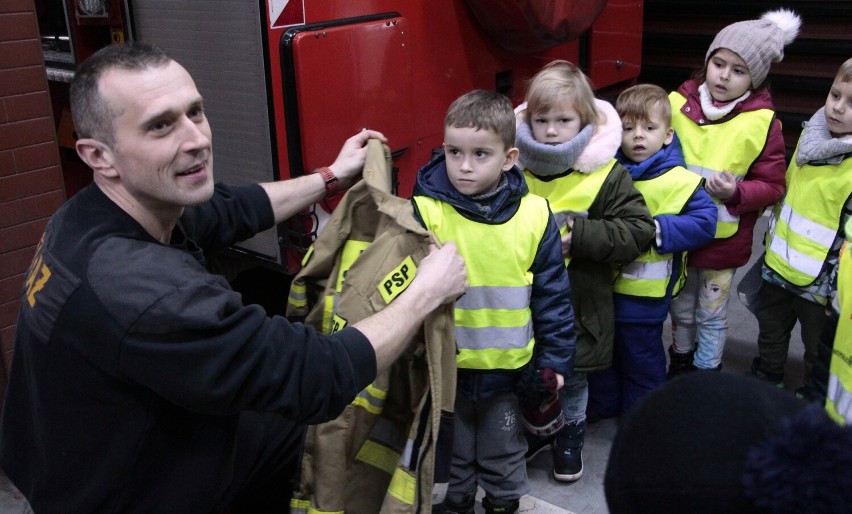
70 42 172 146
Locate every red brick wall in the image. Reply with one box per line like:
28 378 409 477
0 0 65 399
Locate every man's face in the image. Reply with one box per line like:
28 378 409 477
443 126 516 196
621 106 674 163
825 78 852 137
705 49 752 102
99 61 214 218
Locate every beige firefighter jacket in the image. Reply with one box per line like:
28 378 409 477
287 140 456 513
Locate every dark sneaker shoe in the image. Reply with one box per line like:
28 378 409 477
553 446 583 482
750 357 784 388
524 431 554 461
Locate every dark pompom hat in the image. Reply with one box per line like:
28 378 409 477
604 373 852 514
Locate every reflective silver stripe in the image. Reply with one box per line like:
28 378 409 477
686 164 746 183
777 202 837 247
355 386 386 412
620 259 672 280
456 285 531 310
828 374 852 424
686 164 741 224
686 164 721 180
768 236 823 277
716 204 739 223
456 322 534 350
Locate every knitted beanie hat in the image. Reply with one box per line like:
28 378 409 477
706 8 801 88
604 373 852 514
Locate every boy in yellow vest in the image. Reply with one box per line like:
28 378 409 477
587 84 716 420
411 90 577 514
754 57 852 399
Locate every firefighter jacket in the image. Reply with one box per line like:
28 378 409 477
411 154 576 393
518 99 655 371
669 79 786 270
827 226 852 425
287 140 457 513
765 149 852 288
612 133 717 323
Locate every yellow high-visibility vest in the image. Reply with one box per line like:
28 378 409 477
670 91 774 239
614 166 703 298
524 161 615 266
765 152 852 287
413 193 551 370
828 232 852 425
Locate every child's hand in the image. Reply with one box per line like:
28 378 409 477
561 231 572 256
560 214 575 256
706 171 737 200
555 372 564 391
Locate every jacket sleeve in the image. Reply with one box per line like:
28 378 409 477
726 118 787 215
571 164 656 264
656 186 717 254
98 247 377 425
529 214 576 376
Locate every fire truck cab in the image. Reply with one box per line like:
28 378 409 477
38 0 643 275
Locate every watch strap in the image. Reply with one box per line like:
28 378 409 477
317 167 339 197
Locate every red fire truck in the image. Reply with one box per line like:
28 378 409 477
39 0 643 275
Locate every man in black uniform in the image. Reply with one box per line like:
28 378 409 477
0 42 467 513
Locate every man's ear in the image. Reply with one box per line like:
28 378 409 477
76 138 118 179
503 146 520 170
664 126 675 146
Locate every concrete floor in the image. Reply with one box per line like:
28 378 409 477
0 216 809 513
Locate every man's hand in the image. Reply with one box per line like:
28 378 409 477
328 129 388 187
408 243 469 310
705 170 737 200
353 242 467 374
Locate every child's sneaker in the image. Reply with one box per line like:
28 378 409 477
750 357 784 388
552 419 586 482
552 445 583 482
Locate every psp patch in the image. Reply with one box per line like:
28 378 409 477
379 255 416 304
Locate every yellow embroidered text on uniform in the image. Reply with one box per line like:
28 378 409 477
379 256 416 304
25 253 51 308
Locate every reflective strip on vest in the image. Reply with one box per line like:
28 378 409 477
686 163 742 226
620 260 671 280
412 193 549 370
524 161 614 266
352 384 387 414
670 91 773 239
766 203 835 285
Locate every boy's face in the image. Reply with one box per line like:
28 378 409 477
825 78 852 137
443 126 518 196
530 101 583 145
705 49 752 102
621 106 674 163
